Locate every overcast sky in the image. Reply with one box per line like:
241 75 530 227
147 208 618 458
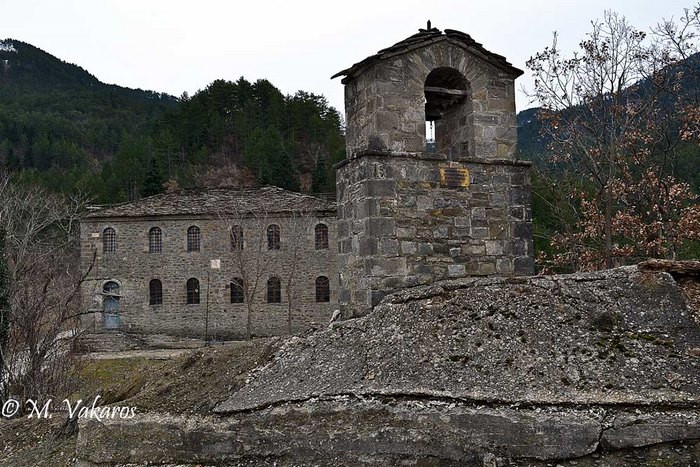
1 0 696 114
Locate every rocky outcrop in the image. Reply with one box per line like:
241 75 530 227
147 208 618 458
216 266 700 411
76 266 700 465
78 404 606 465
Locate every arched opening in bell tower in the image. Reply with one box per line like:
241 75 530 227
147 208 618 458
424 67 473 160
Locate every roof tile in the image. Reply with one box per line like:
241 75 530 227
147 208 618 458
332 25 523 83
84 186 336 219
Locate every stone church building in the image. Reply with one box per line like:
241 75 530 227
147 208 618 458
80 187 338 340
80 23 534 340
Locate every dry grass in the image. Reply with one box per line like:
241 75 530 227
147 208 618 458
0 337 282 466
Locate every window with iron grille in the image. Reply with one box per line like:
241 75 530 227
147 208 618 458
314 223 329 250
149 279 163 305
315 276 330 302
230 225 243 251
267 224 280 250
267 277 281 303
186 278 200 304
103 281 119 294
103 227 117 253
187 226 201 252
149 227 162 253
230 277 244 303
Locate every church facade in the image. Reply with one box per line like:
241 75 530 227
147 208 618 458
79 187 338 340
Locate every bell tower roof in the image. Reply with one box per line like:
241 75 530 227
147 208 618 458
332 22 523 84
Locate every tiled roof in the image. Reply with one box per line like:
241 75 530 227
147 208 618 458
83 186 336 219
332 24 523 83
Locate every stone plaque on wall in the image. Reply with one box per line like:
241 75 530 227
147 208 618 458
439 167 470 188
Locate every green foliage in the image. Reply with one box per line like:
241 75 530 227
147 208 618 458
245 126 299 190
311 157 327 193
142 157 166 197
0 41 176 166
311 147 346 194
104 132 154 201
0 39 175 202
673 141 700 192
530 171 580 272
0 40 345 202
166 78 344 191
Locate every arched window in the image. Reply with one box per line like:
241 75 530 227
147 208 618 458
187 226 201 252
315 276 330 303
230 225 243 251
314 223 329 250
267 224 280 250
149 227 162 254
103 227 116 253
186 278 200 304
230 277 244 303
267 277 281 303
103 281 120 294
149 279 163 305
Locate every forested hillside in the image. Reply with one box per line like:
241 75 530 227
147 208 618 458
0 39 176 198
517 51 700 192
163 79 345 194
520 12 700 270
520 51 700 266
0 39 344 203
4 26 700 271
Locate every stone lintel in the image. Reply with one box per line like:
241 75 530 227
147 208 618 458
334 151 532 170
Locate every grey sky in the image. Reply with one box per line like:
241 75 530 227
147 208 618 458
1 0 696 114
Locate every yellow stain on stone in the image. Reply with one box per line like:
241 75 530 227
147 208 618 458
497 143 511 158
430 208 463 217
439 167 470 188
472 89 488 101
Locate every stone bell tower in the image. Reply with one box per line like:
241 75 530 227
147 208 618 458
333 23 534 317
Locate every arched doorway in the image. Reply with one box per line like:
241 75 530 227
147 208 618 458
103 281 121 329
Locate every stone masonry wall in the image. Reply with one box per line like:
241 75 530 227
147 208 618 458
80 214 338 340
337 33 531 317
336 154 533 316
433 88 474 161
343 40 518 160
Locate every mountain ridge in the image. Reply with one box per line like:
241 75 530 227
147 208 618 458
0 39 344 203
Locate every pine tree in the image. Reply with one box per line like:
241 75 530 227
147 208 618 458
142 157 165 197
244 126 299 190
311 157 327 193
264 127 298 191
244 128 270 184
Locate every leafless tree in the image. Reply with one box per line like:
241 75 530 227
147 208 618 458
527 10 700 271
279 210 313 335
220 206 277 340
219 205 312 339
0 176 92 404
653 3 700 139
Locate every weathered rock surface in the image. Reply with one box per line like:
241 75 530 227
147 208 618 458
601 411 700 449
76 266 700 465
216 267 700 412
77 402 604 465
